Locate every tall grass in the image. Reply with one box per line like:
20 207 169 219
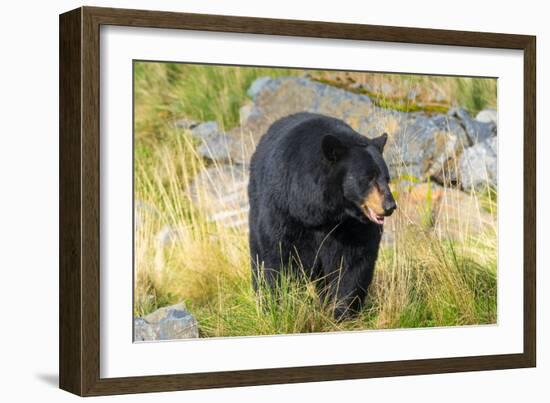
134 62 497 336
134 62 298 136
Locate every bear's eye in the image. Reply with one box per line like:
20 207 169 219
368 171 378 180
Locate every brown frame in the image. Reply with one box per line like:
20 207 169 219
59 6 536 396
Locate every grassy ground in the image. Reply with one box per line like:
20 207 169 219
134 62 497 337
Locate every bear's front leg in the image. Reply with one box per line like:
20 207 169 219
330 272 368 320
321 254 376 320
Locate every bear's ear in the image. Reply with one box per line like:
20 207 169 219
370 133 388 152
322 134 347 162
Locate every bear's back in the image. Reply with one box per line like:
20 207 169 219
250 112 362 177
248 113 365 215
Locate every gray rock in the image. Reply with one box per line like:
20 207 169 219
158 308 197 339
429 115 471 183
185 121 244 163
237 77 473 181
381 113 469 180
459 136 497 190
475 109 497 125
247 76 272 100
190 77 498 228
189 121 220 141
134 302 199 341
134 318 158 341
239 102 254 123
448 107 496 144
197 132 239 163
189 164 249 229
174 118 199 130
245 77 373 140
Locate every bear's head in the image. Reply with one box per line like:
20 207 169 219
322 132 397 225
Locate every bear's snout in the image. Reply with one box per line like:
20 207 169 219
383 196 397 216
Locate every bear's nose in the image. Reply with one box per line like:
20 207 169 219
383 199 397 216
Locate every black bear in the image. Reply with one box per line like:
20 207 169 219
248 112 396 319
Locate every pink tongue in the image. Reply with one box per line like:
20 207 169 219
368 208 384 224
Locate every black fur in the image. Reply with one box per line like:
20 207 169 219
248 112 395 319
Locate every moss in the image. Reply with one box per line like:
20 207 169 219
313 77 450 114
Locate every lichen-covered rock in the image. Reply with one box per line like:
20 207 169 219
134 302 199 341
459 136 497 190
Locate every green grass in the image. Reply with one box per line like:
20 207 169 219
134 62 298 136
134 61 497 337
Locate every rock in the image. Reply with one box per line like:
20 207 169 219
134 302 199 341
174 118 199 130
459 136 497 190
429 115 471 184
381 113 469 180
184 121 244 163
475 109 497 125
189 164 249 230
189 121 220 141
197 132 239 163
134 318 158 341
239 102 254 123
247 76 272 100
240 77 374 146
382 182 495 244
448 107 496 144
238 77 473 181
186 77 498 233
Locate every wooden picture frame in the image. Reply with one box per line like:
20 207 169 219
59 6 536 396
